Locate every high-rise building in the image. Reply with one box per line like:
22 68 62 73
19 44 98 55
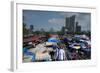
65 17 70 29
65 15 76 34
70 15 76 33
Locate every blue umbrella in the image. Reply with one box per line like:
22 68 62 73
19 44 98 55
48 37 59 43
23 48 35 61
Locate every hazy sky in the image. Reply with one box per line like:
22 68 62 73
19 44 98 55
23 10 91 32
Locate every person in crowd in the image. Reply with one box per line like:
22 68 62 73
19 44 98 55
57 45 66 61
53 45 59 61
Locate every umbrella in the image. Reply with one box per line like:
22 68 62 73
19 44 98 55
48 37 59 43
45 42 53 46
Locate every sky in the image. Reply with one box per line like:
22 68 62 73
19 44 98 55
23 10 91 32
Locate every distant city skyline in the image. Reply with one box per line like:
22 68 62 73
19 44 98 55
23 10 91 32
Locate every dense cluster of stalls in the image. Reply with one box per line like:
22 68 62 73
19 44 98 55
23 34 91 62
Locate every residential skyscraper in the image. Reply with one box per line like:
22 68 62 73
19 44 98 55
65 15 76 34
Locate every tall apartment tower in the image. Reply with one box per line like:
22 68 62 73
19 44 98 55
65 15 76 33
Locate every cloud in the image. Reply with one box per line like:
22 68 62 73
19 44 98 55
60 12 79 17
60 12 91 31
48 18 65 26
76 13 91 31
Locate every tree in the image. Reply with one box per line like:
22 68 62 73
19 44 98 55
40 28 45 34
35 31 40 35
23 23 29 36
23 16 30 36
